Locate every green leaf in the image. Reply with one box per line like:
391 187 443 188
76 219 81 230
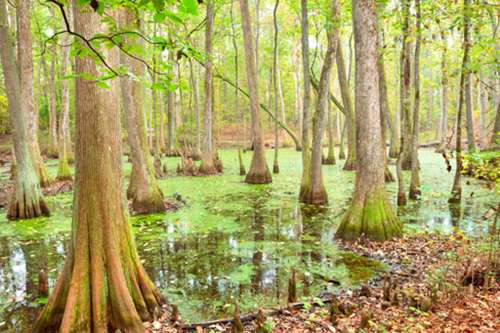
139 0 151 6
165 10 184 25
152 0 165 12
96 81 111 90
182 0 198 15
153 13 166 22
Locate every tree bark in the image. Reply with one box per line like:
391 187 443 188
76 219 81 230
449 0 471 204
335 0 401 242
409 0 422 200
300 0 339 205
323 100 336 165
17 0 54 187
121 9 166 214
479 71 487 148
376 12 395 183
465 74 476 151
0 0 50 220
230 0 246 175
240 0 272 184
199 0 217 175
398 0 412 172
272 0 280 174
48 30 58 157
336 41 356 171
299 0 312 194
435 29 448 153
32 5 166 332
57 10 73 182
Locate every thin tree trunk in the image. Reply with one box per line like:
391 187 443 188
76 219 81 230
240 0 272 184
428 67 433 129
339 120 346 160
56 10 72 181
324 100 336 165
479 71 487 148
336 41 356 170
32 6 166 331
189 58 202 160
17 0 54 187
397 0 411 206
294 44 303 147
272 0 280 174
335 0 401 242
409 0 422 200
121 9 165 213
376 12 395 183
436 30 448 153
398 0 412 172
48 10 58 157
300 0 339 205
277 66 287 144
449 0 471 204
230 0 246 176
167 48 176 156
299 0 312 194
199 0 217 174
465 74 476 151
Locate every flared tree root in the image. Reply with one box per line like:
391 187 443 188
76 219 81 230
335 189 402 242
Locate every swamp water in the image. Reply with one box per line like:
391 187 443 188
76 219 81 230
0 148 497 331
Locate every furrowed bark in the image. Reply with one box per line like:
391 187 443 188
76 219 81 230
409 0 422 200
0 0 50 220
199 0 217 175
121 9 166 214
240 0 272 184
300 0 339 205
17 0 54 187
32 5 166 332
449 0 471 204
57 9 73 182
336 41 356 171
335 0 402 242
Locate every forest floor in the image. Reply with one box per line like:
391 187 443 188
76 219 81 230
149 230 500 333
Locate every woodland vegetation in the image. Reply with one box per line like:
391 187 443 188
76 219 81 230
0 0 500 332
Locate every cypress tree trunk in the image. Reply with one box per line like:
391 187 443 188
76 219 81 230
230 0 246 176
336 42 356 171
240 0 272 184
272 0 280 174
17 0 54 187
299 0 312 194
294 45 303 146
335 0 401 242
49 40 58 157
398 0 412 171
56 10 73 182
436 30 448 153
339 121 346 160
190 58 202 160
199 0 217 175
376 13 395 183
409 0 422 200
32 5 166 332
449 0 471 204
465 74 476 151
121 9 166 214
323 100 336 165
300 0 339 205
277 66 287 144
479 71 487 149
0 0 50 220
167 47 176 156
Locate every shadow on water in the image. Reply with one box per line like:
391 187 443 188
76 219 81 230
0 148 498 331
